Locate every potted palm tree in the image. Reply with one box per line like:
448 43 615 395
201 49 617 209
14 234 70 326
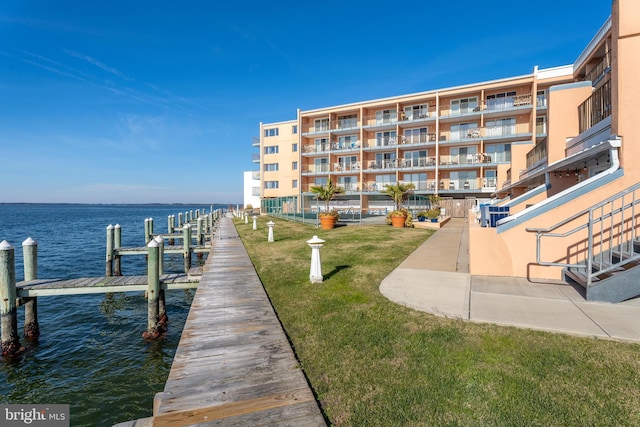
310 179 345 229
382 182 415 228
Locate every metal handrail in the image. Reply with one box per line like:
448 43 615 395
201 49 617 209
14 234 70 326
526 182 640 287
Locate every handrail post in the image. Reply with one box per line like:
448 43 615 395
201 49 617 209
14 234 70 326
0 241 21 356
22 237 40 339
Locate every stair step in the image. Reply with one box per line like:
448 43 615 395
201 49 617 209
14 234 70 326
590 259 626 273
564 269 600 288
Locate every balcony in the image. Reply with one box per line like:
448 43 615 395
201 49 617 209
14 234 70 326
362 112 398 130
525 141 547 170
439 122 531 143
252 136 260 147
364 136 399 149
302 121 331 136
398 109 436 126
439 153 496 166
301 164 330 175
578 80 611 134
333 162 361 173
399 180 437 191
252 153 260 163
302 140 361 156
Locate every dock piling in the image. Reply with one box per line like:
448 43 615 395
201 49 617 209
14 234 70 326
183 224 192 272
0 240 21 356
114 224 122 276
106 225 114 277
22 237 39 339
143 240 163 339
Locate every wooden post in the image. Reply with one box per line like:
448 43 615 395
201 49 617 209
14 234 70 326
0 241 21 356
178 213 183 227
114 224 122 276
143 240 163 339
154 236 167 326
183 224 191 273
22 237 39 339
197 217 204 246
106 224 114 277
168 215 175 245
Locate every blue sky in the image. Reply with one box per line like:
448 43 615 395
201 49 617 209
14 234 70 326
0 1 611 204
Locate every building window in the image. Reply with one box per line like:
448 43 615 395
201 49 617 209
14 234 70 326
451 97 478 115
404 150 428 166
376 131 397 146
314 138 329 151
485 143 511 163
486 91 516 110
292 143 298 152
292 125 298 134
264 145 279 154
292 161 298 170
314 157 329 173
376 109 397 124
264 128 279 137
264 163 279 172
264 181 279 189
292 179 298 188
403 104 429 120
338 135 358 149
314 118 330 132
337 176 358 191
450 122 479 140
314 177 327 186
404 127 428 144
338 114 357 129
485 118 516 137
252 187 260 196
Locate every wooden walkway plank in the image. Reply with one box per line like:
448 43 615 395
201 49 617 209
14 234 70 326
152 216 325 426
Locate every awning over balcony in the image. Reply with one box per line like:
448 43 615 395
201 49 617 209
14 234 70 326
495 136 621 196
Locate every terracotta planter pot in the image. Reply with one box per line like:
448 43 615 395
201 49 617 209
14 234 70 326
319 215 337 229
391 216 406 228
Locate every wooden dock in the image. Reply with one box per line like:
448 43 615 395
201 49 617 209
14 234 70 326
149 216 326 426
16 272 200 298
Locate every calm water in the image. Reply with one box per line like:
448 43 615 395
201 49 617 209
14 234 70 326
0 204 225 426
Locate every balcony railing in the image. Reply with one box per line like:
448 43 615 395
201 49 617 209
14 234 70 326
439 122 530 143
585 50 611 86
252 153 260 162
302 164 330 174
303 140 361 154
526 141 547 169
578 80 611 134
363 112 398 127
399 180 437 191
333 162 361 173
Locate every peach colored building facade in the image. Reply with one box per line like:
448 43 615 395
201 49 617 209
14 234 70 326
256 0 640 301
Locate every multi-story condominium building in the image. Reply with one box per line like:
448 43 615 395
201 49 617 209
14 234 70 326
254 0 640 302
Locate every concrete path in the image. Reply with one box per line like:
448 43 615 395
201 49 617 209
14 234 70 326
380 218 640 343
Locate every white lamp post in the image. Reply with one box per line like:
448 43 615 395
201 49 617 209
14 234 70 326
267 221 275 242
306 235 325 283
244 212 248 224
252 215 257 230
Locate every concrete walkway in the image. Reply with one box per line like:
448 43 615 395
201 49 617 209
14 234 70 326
380 218 640 343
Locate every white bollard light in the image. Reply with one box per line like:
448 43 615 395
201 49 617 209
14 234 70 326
306 235 325 284
267 221 275 242
245 212 248 224
252 215 258 230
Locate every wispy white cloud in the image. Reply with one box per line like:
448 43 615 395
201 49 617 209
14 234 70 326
63 48 133 81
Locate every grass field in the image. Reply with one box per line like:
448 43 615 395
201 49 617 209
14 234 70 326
235 216 640 426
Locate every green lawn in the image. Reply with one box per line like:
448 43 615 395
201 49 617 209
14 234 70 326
235 216 640 426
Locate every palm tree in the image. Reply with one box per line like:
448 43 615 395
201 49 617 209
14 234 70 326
382 182 415 212
310 178 345 215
